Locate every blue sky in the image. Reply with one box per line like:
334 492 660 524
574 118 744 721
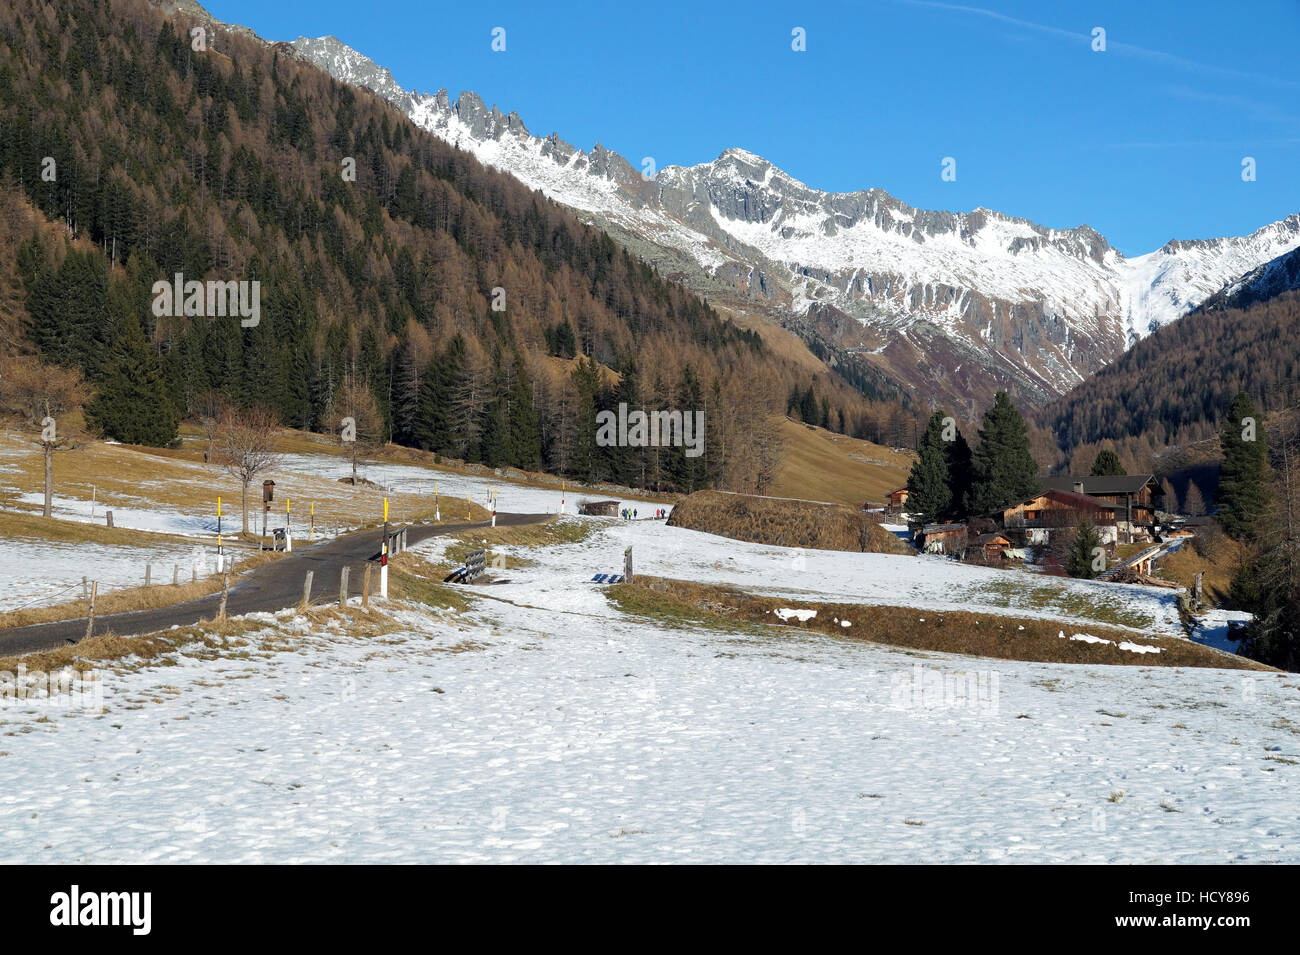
206 0 1299 256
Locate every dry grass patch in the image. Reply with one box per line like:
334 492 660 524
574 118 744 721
667 489 912 555
608 576 1274 670
0 427 490 537
1156 533 1247 606
769 416 913 506
0 615 266 674
0 509 197 549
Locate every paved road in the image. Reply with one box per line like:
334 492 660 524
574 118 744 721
0 512 549 657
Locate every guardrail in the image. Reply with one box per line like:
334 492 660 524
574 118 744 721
446 548 486 584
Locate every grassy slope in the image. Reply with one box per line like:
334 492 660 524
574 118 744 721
667 488 913 555
610 577 1271 671
768 417 913 507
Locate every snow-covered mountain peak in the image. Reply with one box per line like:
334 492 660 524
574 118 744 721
291 33 1300 407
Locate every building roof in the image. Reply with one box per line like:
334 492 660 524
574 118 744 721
922 523 967 535
974 532 1012 546
887 485 910 496
1005 488 1117 513
1045 475 1163 496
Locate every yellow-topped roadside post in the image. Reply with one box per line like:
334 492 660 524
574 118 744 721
217 496 223 570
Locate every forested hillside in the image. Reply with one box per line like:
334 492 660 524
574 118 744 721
0 0 919 492
1041 290 1300 472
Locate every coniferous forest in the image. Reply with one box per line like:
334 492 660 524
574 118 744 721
1041 290 1300 472
0 0 920 493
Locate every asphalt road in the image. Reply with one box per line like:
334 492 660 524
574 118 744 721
0 512 549 657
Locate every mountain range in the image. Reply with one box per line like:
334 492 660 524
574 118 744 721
289 34 1300 415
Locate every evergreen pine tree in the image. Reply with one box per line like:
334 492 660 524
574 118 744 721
945 429 975 520
413 336 463 453
570 357 602 482
1066 520 1103 579
1217 391 1269 539
84 310 178 446
969 391 1041 515
1090 449 1126 476
507 353 541 471
906 411 953 530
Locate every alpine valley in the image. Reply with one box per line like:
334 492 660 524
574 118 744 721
292 33 1300 416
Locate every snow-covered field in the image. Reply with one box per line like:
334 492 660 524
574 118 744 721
445 517 1185 635
1193 609 1255 655
274 453 664 516
0 537 221 612
1 517 1293 864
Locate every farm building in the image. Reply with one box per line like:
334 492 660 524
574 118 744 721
1000 489 1119 546
577 500 621 517
972 532 1015 562
1044 475 1164 542
921 522 967 555
885 486 910 512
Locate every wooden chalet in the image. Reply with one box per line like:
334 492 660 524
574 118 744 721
885 486 910 511
1000 488 1119 545
1043 475 1164 542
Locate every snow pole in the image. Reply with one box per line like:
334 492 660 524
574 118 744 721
310 501 315 542
284 497 292 552
491 489 497 528
216 496 223 571
380 497 389 599
435 483 440 522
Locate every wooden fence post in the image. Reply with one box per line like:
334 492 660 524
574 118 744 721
83 580 97 642
173 564 179 586
145 563 152 587
301 571 314 609
105 510 113 528
624 546 633 581
218 572 229 620
362 564 371 608
339 566 350 609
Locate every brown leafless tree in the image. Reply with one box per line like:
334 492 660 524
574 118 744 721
192 390 231 465
326 374 382 484
0 355 89 517
214 406 283 535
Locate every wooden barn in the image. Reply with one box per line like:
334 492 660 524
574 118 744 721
885 486 910 511
921 522 967 555
972 532 1014 561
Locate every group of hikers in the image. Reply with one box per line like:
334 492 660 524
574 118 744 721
620 507 670 521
